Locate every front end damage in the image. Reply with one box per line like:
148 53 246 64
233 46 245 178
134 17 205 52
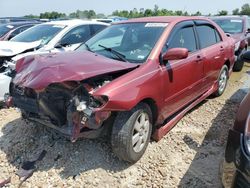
10 76 114 142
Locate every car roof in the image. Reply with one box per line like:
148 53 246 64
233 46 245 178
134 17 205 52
116 16 209 24
42 19 109 26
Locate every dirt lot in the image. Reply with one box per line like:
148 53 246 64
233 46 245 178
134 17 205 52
0 64 250 188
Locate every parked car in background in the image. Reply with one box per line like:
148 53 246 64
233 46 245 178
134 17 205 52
211 16 250 71
0 21 39 41
245 16 250 46
222 51 250 188
0 17 41 24
93 16 128 23
0 19 109 101
8 16 235 162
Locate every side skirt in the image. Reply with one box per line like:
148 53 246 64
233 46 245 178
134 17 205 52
152 83 218 141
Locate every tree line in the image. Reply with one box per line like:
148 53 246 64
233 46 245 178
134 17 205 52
25 3 250 20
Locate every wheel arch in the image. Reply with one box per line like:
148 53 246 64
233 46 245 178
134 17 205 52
140 98 158 125
224 59 231 72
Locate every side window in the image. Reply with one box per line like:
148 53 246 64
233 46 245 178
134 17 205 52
91 24 107 35
214 29 222 42
196 25 217 48
60 25 91 46
168 27 197 52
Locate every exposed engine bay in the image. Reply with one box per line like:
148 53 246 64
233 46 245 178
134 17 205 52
10 74 117 142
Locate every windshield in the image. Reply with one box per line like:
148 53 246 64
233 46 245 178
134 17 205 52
213 18 243 34
11 24 65 45
0 25 13 37
78 23 167 63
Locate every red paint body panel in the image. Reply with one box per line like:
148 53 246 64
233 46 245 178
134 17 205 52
13 16 235 140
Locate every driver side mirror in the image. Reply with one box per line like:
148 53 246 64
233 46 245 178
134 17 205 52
163 48 188 62
241 51 250 63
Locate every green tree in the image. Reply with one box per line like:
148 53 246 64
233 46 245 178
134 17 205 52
240 3 250 15
217 10 228 16
40 11 66 19
24 14 39 19
192 11 202 16
153 4 159 16
175 10 183 16
96 13 106 19
144 9 153 17
232 8 240 15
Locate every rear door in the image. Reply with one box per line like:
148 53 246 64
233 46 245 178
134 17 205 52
194 20 226 89
160 21 204 118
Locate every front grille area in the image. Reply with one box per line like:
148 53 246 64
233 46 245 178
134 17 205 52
11 83 71 126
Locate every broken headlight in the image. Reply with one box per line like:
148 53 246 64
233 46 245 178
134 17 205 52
89 95 109 108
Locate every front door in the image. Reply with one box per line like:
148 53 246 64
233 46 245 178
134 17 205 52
160 21 204 119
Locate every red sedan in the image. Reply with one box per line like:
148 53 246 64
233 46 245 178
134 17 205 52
10 16 235 162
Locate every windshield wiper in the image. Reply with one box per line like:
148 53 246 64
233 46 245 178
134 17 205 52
98 44 128 62
85 43 93 52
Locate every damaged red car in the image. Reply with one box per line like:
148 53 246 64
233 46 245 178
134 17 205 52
9 16 235 162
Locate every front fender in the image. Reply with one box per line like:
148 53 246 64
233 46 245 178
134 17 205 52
93 60 163 111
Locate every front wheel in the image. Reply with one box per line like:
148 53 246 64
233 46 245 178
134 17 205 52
111 103 152 163
213 65 229 97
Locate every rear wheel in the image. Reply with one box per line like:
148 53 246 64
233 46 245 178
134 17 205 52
213 65 229 97
111 103 152 163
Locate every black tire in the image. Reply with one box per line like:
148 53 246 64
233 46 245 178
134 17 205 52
233 51 245 72
213 65 229 97
111 103 152 163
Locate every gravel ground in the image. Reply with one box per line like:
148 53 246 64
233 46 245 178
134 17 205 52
0 65 250 188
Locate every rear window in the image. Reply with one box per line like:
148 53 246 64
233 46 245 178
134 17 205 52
196 25 217 49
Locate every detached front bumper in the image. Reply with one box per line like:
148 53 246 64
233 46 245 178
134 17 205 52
222 129 250 187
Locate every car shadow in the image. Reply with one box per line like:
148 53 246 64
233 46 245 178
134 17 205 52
0 117 130 179
178 88 249 187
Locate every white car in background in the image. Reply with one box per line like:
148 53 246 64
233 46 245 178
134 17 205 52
0 19 109 101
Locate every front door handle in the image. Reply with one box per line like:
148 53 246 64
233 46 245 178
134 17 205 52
220 46 224 52
196 55 203 62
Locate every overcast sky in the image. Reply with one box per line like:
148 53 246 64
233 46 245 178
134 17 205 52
0 0 249 17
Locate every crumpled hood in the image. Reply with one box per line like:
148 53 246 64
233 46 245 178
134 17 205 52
0 40 41 57
13 50 138 90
